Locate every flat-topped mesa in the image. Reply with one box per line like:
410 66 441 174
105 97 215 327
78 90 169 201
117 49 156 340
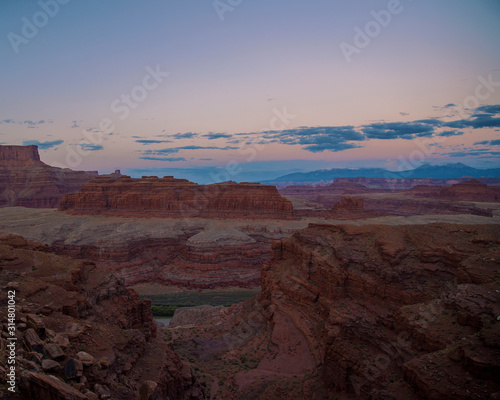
438 179 500 201
0 145 99 208
0 144 41 163
59 175 294 219
332 196 364 210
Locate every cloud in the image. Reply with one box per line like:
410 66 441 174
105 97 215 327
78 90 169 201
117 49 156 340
474 139 500 146
176 145 238 150
474 105 500 115
171 132 198 139
362 121 437 140
203 132 232 140
444 103 457 108
79 143 103 151
143 148 179 155
22 139 63 149
2 119 51 128
445 150 500 157
140 145 237 159
139 156 186 162
261 126 365 153
135 139 173 145
437 130 464 137
444 114 500 129
199 158 213 161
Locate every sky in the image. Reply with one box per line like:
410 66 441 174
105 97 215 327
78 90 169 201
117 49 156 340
1 0 500 182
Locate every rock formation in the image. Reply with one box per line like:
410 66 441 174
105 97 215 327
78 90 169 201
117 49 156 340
438 179 500 202
0 145 98 208
167 223 500 399
361 197 493 217
0 208 306 289
0 233 204 399
332 197 364 210
281 183 494 217
59 176 294 219
0 145 41 162
279 179 368 202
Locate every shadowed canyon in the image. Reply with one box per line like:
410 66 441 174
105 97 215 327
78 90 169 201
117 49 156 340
1 145 499 400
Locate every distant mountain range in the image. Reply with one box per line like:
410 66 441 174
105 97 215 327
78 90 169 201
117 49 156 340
261 163 500 186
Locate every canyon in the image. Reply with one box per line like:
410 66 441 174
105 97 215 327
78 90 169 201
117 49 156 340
168 223 500 399
0 145 98 208
0 233 203 400
0 207 498 292
1 145 499 399
280 179 500 218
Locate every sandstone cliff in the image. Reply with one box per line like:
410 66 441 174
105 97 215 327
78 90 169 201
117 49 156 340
0 145 40 163
167 223 500 399
259 223 500 399
438 179 500 202
59 176 294 219
0 145 98 208
0 234 204 400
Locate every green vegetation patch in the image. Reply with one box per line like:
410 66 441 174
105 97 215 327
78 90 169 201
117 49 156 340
142 288 261 316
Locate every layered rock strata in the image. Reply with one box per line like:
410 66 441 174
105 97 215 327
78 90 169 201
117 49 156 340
168 223 500 399
59 176 294 219
259 223 500 399
0 234 204 399
0 145 98 208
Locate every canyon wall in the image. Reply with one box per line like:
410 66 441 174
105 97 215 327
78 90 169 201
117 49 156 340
168 222 500 399
0 145 40 162
431 179 499 202
0 233 204 399
257 223 500 399
59 176 294 219
0 145 98 208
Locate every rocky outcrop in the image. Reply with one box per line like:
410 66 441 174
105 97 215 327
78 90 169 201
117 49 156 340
410 179 500 202
280 178 496 218
0 145 40 163
0 145 98 208
438 179 500 202
279 179 369 202
59 176 294 219
362 197 494 217
332 197 364 210
0 208 306 289
167 223 500 399
258 223 500 399
0 234 204 400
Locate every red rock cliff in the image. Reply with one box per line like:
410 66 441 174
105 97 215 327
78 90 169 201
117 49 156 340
438 179 500 202
0 145 98 208
255 223 500 399
0 145 40 163
0 233 204 399
59 176 294 219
